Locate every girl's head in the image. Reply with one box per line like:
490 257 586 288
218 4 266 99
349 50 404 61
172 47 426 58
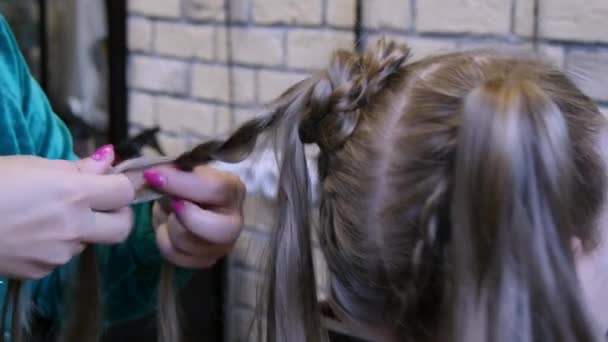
176 38 608 341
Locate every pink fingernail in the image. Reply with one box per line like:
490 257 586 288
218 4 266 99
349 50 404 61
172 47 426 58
170 199 186 215
143 171 166 188
91 144 113 161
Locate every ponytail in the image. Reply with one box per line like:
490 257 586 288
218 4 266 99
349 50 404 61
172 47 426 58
449 77 603 342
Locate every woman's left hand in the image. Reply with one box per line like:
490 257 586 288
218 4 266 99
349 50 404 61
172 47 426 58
143 165 246 269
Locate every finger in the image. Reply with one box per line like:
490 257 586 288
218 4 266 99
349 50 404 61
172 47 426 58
156 223 218 269
76 173 135 211
4 155 81 173
166 214 230 257
143 166 245 208
80 207 134 244
171 199 242 245
73 144 116 175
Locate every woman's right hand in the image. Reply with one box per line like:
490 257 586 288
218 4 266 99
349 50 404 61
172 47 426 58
0 145 135 279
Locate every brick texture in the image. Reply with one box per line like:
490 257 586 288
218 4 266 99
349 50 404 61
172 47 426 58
156 96 219 136
327 0 356 28
540 0 608 43
128 56 189 95
287 29 354 70
416 0 511 34
258 70 308 103
191 64 256 104
185 0 225 22
228 0 252 23
252 0 323 25
214 106 259 133
128 92 156 126
128 17 152 52
363 0 410 30
126 1 608 340
154 22 215 60
128 0 181 18
513 0 534 37
217 28 284 66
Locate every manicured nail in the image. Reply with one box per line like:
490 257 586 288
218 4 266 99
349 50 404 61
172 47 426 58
170 199 186 215
91 144 113 161
143 171 166 188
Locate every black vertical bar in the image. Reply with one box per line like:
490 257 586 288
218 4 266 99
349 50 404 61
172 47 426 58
532 0 540 51
38 0 48 91
106 0 128 145
354 0 363 53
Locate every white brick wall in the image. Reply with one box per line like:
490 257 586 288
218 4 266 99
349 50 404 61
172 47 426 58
416 0 511 34
287 29 354 70
128 17 153 52
154 22 215 60
363 0 410 30
184 0 225 21
129 0 181 19
126 1 608 340
326 0 356 28
513 0 534 37
252 0 323 25
128 56 189 94
128 92 156 127
258 70 308 103
540 0 608 43
191 64 256 103
217 28 284 66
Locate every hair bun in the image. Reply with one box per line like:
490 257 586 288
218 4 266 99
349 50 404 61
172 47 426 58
299 38 411 150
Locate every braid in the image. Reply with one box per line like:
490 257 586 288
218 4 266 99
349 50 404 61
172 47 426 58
174 78 313 170
299 38 411 152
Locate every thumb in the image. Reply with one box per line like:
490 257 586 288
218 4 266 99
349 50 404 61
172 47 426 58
73 144 116 174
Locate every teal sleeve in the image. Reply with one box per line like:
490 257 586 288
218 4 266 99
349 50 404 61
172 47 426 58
0 16 193 325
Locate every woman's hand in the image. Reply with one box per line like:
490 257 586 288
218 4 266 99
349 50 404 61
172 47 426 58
143 166 245 268
0 146 135 279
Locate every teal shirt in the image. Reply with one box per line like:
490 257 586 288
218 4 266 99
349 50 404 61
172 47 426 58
0 15 191 334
